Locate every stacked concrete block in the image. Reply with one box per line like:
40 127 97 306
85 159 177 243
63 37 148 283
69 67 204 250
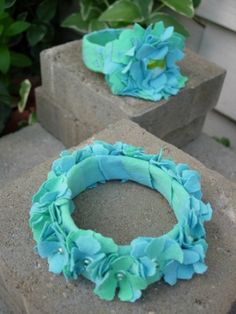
0 119 235 313
36 40 226 147
0 124 64 187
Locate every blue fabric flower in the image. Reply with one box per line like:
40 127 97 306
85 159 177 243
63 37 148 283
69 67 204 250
163 227 208 285
103 22 187 101
37 222 69 274
93 256 147 302
30 177 73 242
188 196 212 238
170 163 202 199
131 236 183 283
68 234 105 279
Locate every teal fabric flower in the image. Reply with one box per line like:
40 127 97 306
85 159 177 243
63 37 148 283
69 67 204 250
174 164 202 199
67 234 105 279
94 256 147 302
103 22 187 101
163 228 208 285
29 177 73 242
37 222 69 274
188 196 212 238
131 236 183 284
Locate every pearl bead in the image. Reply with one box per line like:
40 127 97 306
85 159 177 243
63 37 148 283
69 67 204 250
116 272 125 281
84 259 91 266
58 247 64 254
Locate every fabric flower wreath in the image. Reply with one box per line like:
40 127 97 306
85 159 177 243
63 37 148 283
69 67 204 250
82 22 188 101
29 141 212 302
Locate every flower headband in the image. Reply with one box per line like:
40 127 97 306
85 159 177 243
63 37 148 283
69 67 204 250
82 22 188 101
29 141 212 302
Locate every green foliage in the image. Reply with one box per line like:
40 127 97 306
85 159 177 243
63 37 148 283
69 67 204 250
0 0 59 134
160 0 194 18
62 0 201 37
99 0 143 23
17 79 31 113
213 137 231 148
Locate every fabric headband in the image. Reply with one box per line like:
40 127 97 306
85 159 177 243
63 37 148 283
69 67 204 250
82 22 188 101
29 141 212 302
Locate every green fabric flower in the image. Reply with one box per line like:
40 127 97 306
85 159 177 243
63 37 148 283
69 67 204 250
94 256 147 302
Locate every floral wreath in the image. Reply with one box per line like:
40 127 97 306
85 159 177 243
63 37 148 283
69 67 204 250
29 141 212 302
82 22 188 101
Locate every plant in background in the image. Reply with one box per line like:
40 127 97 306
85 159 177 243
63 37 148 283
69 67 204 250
213 136 231 148
0 0 32 134
62 0 202 38
0 0 59 135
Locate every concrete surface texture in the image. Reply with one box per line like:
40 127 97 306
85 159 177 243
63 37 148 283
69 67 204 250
183 133 236 183
36 87 206 149
203 110 236 153
0 123 65 188
36 40 225 147
0 119 235 314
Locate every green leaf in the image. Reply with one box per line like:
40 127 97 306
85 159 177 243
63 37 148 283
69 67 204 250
89 19 107 32
62 12 89 33
0 0 4 13
213 136 231 148
99 0 142 23
10 51 32 67
4 0 16 8
27 24 47 46
17 11 28 21
28 111 37 125
0 45 10 73
0 24 3 35
0 80 10 107
80 0 93 20
17 79 31 113
133 0 153 19
148 12 190 37
0 81 11 134
161 0 194 17
5 21 30 36
193 0 201 8
37 0 57 22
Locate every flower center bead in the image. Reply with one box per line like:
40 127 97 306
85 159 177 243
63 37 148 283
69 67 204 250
116 272 125 281
147 59 166 70
58 247 64 254
83 258 91 266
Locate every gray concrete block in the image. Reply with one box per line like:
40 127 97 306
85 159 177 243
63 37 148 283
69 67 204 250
163 115 206 148
36 87 206 148
0 123 64 188
183 133 236 183
36 88 81 148
0 119 236 314
38 40 225 146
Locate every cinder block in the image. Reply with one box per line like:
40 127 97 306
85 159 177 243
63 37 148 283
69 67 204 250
37 40 226 146
36 87 206 148
36 88 81 147
0 119 236 314
0 123 64 187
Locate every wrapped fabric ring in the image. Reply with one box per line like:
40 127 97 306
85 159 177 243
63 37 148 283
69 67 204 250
82 22 188 101
29 141 212 302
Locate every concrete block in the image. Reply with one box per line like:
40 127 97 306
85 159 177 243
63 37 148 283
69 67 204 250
36 87 206 148
0 123 64 188
183 133 236 183
36 88 81 148
0 119 236 314
37 40 226 147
